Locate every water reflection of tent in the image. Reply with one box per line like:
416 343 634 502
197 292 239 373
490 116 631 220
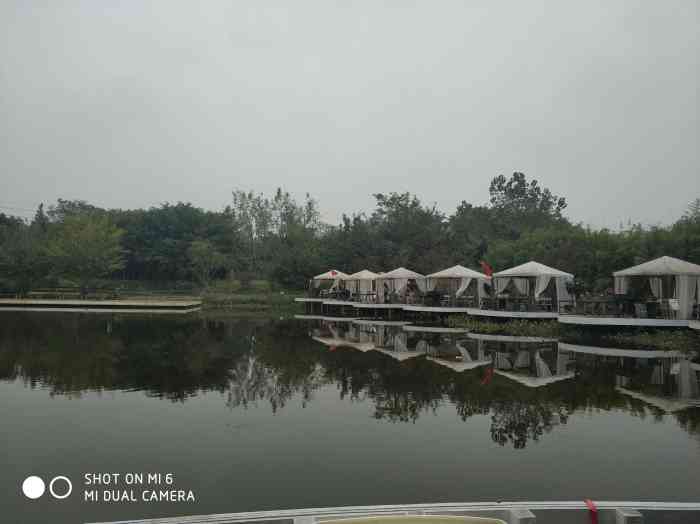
375 331 426 361
673 359 700 399
616 385 700 413
492 348 575 387
560 341 700 411
426 339 492 372
311 336 375 352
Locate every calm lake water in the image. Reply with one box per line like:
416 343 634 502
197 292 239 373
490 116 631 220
1 312 699 524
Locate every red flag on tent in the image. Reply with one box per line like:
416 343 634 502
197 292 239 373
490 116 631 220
584 500 598 524
480 261 493 277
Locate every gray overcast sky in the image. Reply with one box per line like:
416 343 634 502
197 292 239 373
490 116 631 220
1 1 698 227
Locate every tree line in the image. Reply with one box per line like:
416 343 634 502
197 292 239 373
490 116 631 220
1 173 699 295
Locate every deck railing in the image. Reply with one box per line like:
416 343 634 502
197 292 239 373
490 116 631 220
558 298 699 319
478 297 556 313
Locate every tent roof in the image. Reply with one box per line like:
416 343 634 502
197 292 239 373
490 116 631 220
427 264 490 280
378 267 424 279
493 261 573 279
613 256 700 276
343 269 380 281
312 269 348 280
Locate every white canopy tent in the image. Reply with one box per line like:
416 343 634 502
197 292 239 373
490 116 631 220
342 269 380 299
311 269 348 290
375 267 425 303
426 264 491 303
613 256 700 320
492 261 574 306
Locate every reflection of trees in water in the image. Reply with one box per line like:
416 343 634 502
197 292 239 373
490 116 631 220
319 352 448 423
489 400 568 449
0 313 248 401
3 315 698 448
674 408 700 446
225 321 333 412
226 349 327 413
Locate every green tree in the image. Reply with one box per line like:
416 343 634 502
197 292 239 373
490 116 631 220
370 192 449 272
0 226 48 295
47 214 125 294
188 240 227 288
683 198 700 222
31 203 49 233
47 198 100 222
488 172 568 238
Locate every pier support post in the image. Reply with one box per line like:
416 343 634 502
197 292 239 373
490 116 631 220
507 508 535 524
615 508 643 524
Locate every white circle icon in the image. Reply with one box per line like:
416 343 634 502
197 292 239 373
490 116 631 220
22 476 46 499
49 476 73 500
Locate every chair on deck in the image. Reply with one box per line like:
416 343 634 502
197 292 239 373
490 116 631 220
634 303 648 318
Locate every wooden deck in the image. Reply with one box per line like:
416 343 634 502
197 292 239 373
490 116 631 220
402 305 470 313
558 314 689 327
465 308 558 319
0 298 202 313
466 333 557 343
296 299 699 328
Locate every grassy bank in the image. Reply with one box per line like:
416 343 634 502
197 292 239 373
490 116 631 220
200 280 302 313
201 290 302 313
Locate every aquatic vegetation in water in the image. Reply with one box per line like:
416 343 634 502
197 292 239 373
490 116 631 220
448 318 564 338
448 317 700 354
604 330 700 354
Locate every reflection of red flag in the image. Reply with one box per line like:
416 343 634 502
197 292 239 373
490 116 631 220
329 346 337 352
480 367 494 385
480 261 493 277
330 270 338 277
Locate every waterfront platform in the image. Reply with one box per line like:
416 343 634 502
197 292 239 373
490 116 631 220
467 333 557 343
352 302 405 310
466 308 557 319
0 298 202 314
296 298 699 328
558 314 689 327
402 305 469 313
